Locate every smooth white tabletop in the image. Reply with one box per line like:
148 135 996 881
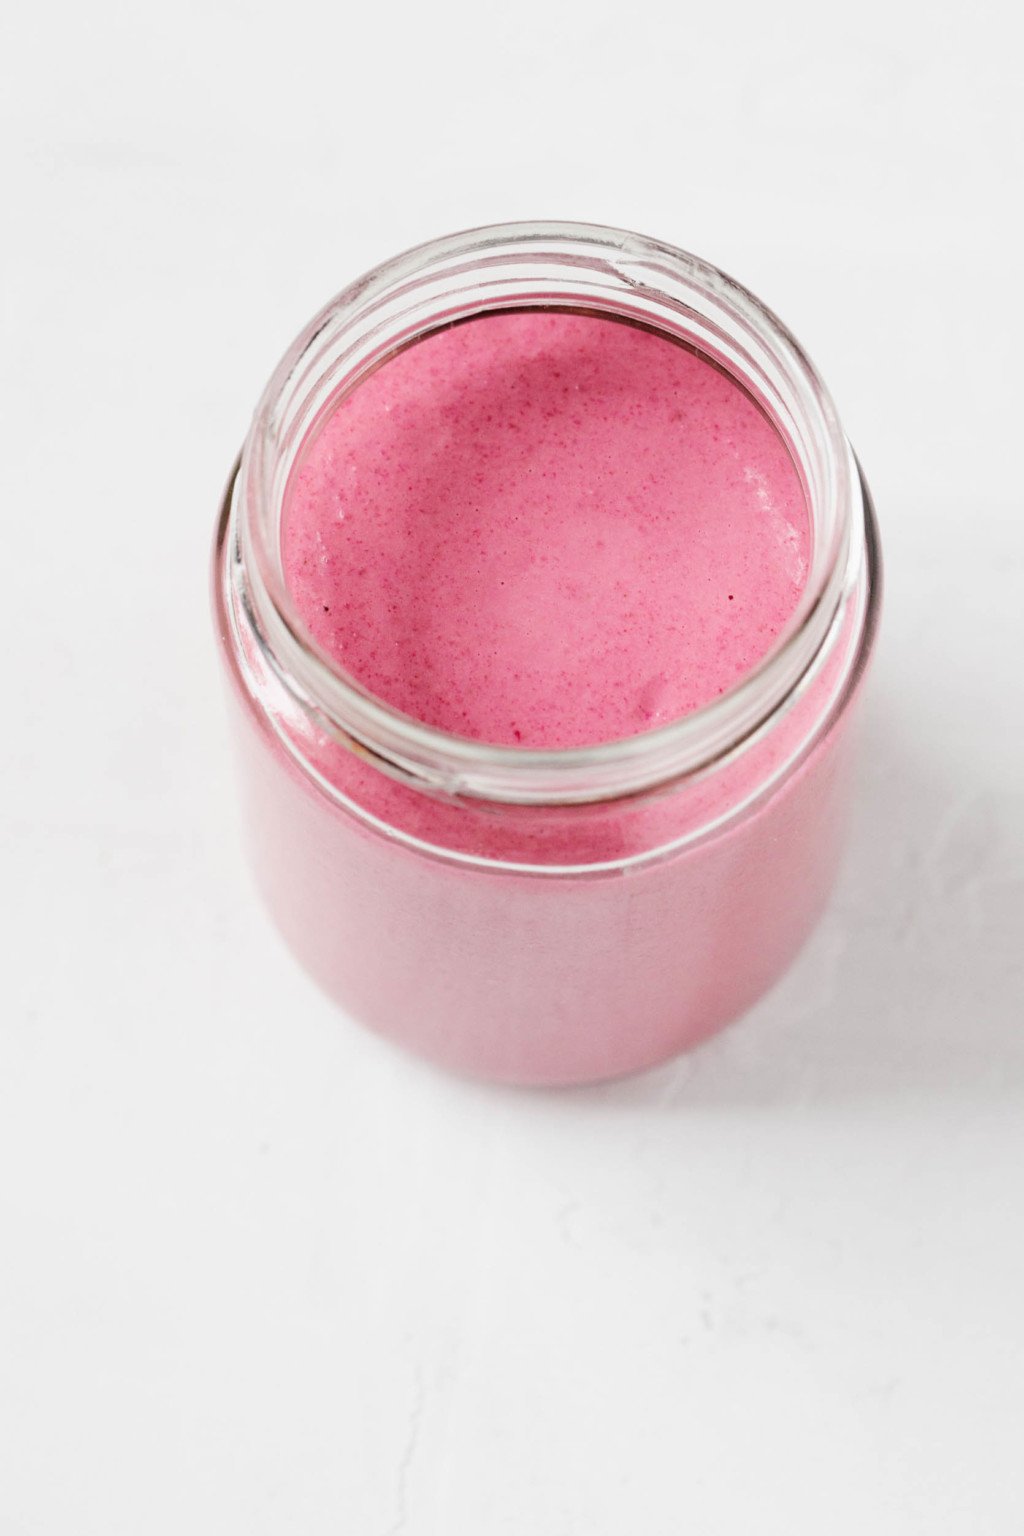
2 1 1022 1531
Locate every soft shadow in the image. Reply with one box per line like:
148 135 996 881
578 693 1024 1110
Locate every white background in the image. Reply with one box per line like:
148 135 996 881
2 1 1022 1531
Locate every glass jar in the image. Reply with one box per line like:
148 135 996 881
211 222 881 1085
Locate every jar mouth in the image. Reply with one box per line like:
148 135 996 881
234 220 861 807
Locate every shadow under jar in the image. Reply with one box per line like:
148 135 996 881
212 222 881 1086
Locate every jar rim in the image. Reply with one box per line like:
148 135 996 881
234 220 862 807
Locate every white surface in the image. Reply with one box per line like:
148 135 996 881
2 1 1023 1531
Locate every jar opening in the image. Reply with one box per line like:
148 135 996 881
232 221 861 806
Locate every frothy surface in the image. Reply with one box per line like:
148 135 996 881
283 310 809 748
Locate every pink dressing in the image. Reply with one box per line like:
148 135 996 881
282 311 809 746
218 300 873 1084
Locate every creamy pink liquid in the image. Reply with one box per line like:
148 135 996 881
283 312 809 748
220 309 870 1083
